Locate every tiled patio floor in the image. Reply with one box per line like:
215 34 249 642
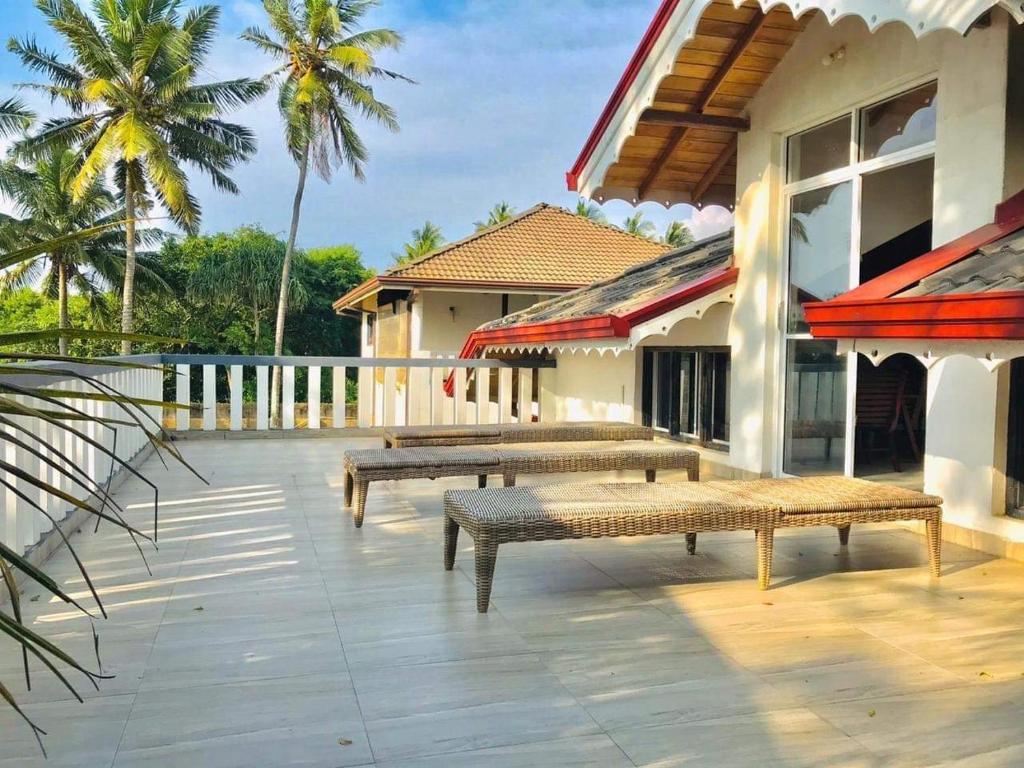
3 437 1024 767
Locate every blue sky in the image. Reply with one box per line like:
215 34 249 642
0 0 732 272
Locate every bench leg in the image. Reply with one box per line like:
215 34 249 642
344 471 354 508
474 536 499 613
686 533 697 555
352 480 370 528
755 527 775 590
477 475 488 489
645 469 656 483
687 463 700 482
503 472 516 488
838 524 851 546
926 517 942 577
444 516 460 570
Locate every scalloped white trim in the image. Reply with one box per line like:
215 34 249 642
577 0 1022 206
837 337 1024 372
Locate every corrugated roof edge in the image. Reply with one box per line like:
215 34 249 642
479 227 734 331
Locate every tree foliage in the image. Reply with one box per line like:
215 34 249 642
392 220 444 265
474 201 516 232
663 220 695 248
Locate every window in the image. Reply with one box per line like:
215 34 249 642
781 81 936 477
642 347 730 449
1007 359 1024 518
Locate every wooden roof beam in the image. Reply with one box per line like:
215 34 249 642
693 135 737 206
639 110 750 131
637 8 768 201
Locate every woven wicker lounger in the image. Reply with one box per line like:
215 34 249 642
382 421 652 448
443 476 942 612
343 441 699 528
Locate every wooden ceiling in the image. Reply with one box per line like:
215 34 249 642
599 1 815 208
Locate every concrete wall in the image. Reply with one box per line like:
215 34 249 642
539 350 637 423
416 290 545 357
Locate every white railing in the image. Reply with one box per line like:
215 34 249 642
1 353 553 561
1 360 163 558
160 355 553 432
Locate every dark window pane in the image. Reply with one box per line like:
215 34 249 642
680 352 697 436
655 351 674 431
787 116 851 182
1008 359 1024 518
788 182 852 333
783 339 847 476
861 82 937 161
709 352 730 443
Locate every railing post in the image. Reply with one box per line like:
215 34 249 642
308 365 321 429
498 368 513 423
176 364 190 431
429 366 443 426
256 366 269 431
282 366 295 430
475 367 490 425
332 366 346 428
453 368 467 425
202 364 216 431
383 366 398 427
518 368 533 423
357 366 373 428
230 365 243 431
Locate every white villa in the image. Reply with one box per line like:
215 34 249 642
458 0 1024 561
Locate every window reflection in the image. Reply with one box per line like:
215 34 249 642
861 82 937 160
788 182 853 333
783 339 847 476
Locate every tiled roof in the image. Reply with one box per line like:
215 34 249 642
385 204 669 286
479 229 733 330
898 227 1024 296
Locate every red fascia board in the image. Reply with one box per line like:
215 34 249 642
806 291 1024 340
566 0 680 191
620 266 738 325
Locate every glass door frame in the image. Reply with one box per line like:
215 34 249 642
774 79 937 478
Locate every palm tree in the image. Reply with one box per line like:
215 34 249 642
0 149 164 355
474 201 516 231
574 198 605 223
393 220 444 265
663 220 695 248
622 211 656 240
242 0 408 422
9 0 266 352
0 96 33 137
187 226 308 352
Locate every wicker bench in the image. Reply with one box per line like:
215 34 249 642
382 421 652 449
343 441 699 527
443 476 942 612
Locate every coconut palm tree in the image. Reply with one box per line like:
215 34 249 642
474 201 516 231
393 220 444 265
9 0 266 352
242 0 408 422
0 149 165 355
574 198 606 223
0 97 33 137
663 220 695 248
622 211 656 240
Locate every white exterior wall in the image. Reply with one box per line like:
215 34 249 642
415 290 546 357
539 350 637 423
729 12 1015 536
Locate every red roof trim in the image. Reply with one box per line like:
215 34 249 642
443 265 738 394
807 292 1024 340
806 189 1024 340
566 0 680 191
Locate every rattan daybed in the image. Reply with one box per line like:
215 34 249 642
342 441 699 527
382 421 652 448
442 476 942 612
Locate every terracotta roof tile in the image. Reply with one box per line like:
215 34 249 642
385 203 669 286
